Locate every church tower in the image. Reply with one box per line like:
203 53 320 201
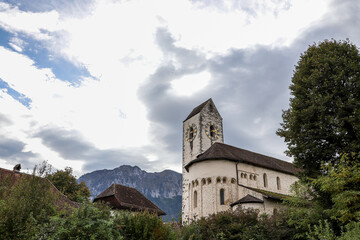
182 98 223 222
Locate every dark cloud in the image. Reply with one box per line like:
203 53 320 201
139 26 297 162
138 28 211 163
0 113 12 126
293 0 360 47
139 0 360 165
0 135 39 168
206 46 297 156
156 28 206 70
33 127 156 172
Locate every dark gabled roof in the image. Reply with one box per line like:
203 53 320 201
185 142 299 175
93 184 166 216
238 184 288 200
0 167 78 209
184 98 212 122
230 194 264 207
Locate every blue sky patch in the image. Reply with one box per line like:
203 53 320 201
23 40 92 86
1 0 94 17
0 78 32 108
0 28 15 49
0 27 92 86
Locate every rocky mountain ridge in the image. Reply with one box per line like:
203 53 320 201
78 165 182 221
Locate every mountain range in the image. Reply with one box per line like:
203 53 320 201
78 165 182 221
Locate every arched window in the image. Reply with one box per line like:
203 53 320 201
231 178 236 184
210 125 215 138
263 173 268 187
201 178 206 185
220 189 225 205
216 177 221 183
189 127 194 139
222 177 227 183
273 208 278 215
194 191 197 208
207 178 212 184
277 177 281 190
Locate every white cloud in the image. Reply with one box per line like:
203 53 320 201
0 3 61 40
9 43 22 52
170 71 211 96
0 0 350 175
0 45 152 172
160 0 330 51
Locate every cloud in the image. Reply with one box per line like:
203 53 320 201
0 3 61 40
0 113 12 126
0 0 359 176
190 0 292 17
6 0 95 18
0 135 39 168
293 0 360 46
140 28 298 162
33 126 157 172
138 0 360 165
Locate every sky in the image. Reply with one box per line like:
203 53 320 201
0 0 359 177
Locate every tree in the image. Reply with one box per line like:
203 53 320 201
277 39 360 177
0 164 58 240
46 167 91 202
314 153 360 224
284 153 360 239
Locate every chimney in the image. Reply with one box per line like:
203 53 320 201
13 164 21 174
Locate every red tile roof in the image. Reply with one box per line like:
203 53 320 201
93 184 166 216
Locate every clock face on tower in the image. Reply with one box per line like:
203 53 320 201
205 121 220 141
185 124 197 142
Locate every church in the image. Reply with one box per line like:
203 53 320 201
182 99 299 222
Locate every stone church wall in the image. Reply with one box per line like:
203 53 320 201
236 162 298 195
185 160 238 219
185 159 298 220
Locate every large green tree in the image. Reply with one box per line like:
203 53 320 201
46 167 91 202
277 39 360 177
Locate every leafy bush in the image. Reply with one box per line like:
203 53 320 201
181 209 297 240
283 180 330 239
46 167 91 203
39 202 122 240
307 220 336 240
114 210 178 240
339 221 360 240
0 165 58 240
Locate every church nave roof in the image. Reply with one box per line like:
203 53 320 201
185 142 299 175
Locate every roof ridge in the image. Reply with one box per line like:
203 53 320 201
113 183 137 190
238 184 289 200
183 98 212 122
185 142 299 175
216 142 293 165
94 183 166 215
230 194 264 207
